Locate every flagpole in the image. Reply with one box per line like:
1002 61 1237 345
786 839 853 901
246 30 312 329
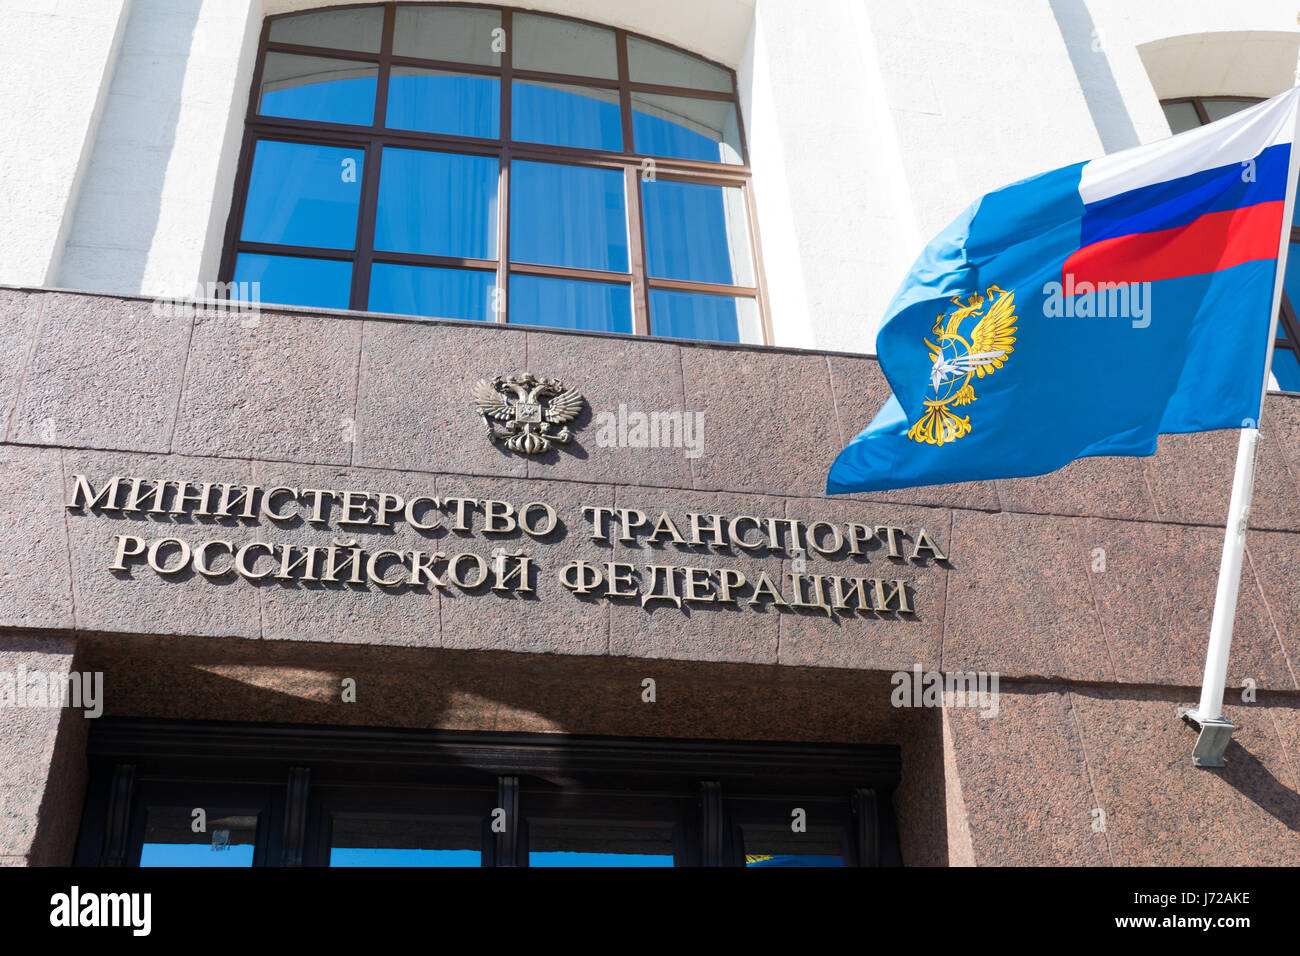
1180 68 1300 767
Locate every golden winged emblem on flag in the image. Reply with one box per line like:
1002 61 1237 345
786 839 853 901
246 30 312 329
907 285 1018 446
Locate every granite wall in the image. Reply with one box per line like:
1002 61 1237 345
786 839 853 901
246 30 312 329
1 286 1298 865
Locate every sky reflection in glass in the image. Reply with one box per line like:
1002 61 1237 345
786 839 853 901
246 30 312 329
374 148 498 258
369 263 493 321
510 275 632 333
529 851 673 867
745 854 845 867
329 847 481 866
511 161 627 272
1285 242 1300 317
1273 349 1300 390
139 842 256 866
233 253 352 310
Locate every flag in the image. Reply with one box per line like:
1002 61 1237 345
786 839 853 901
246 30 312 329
827 88 1300 495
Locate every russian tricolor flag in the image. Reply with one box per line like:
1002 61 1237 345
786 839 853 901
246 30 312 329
828 88 1300 496
1068 90 1297 296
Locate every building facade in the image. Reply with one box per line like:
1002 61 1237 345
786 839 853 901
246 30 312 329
1 0 1299 867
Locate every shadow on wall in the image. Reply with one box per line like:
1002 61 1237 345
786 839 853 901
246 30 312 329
67 632 952 866
1048 0 1140 154
54 0 202 295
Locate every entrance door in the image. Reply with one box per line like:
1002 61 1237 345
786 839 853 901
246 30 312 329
75 719 902 867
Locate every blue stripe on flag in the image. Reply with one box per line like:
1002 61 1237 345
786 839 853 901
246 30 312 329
1080 142 1290 246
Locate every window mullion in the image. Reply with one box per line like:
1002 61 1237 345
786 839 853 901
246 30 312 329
347 5 395 312
496 8 513 325
616 29 651 335
742 182 773 344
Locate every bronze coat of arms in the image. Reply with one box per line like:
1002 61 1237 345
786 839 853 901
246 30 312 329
472 373 586 454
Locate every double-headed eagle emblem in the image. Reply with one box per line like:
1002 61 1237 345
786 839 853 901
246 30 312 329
907 285 1018 446
473 373 585 454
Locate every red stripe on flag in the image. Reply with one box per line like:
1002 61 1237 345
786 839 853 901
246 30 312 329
1063 200 1284 287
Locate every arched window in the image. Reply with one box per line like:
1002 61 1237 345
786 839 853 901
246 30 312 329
1160 96 1300 392
218 3 766 345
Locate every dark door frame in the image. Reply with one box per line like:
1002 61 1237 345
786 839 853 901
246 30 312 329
75 717 903 867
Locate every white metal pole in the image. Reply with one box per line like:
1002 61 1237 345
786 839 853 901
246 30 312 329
1188 81 1300 727
1191 428 1259 722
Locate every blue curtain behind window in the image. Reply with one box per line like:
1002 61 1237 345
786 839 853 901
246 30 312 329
511 161 628 272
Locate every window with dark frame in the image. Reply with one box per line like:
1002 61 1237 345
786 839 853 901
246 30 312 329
218 3 770 345
1160 95 1300 392
74 720 903 868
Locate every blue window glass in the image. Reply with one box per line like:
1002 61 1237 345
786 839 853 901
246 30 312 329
139 808 257 867
330 847 481 866
1273 347 1300 391
374 148 498 258
509 275 632 333
141 843 256 866
526 821 674 867
632 92 742 164
745 854 845 867
233 253 352 310
258 52 377 126
329 817 482 867
642 180 753 286
1285 242 1300 305
511 161 628 272
530 851 674 867
742 827 846 866
234 14 759 335
369 263 494 321
240 140 364 250
650 289 760 344
386 68 500 139
512 81 622 151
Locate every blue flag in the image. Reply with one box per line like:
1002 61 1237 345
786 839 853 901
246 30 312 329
827 89 1300 495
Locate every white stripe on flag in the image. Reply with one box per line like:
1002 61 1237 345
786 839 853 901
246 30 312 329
1078 86 1300 205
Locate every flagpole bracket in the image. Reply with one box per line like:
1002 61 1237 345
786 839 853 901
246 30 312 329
1177 707 1235 768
